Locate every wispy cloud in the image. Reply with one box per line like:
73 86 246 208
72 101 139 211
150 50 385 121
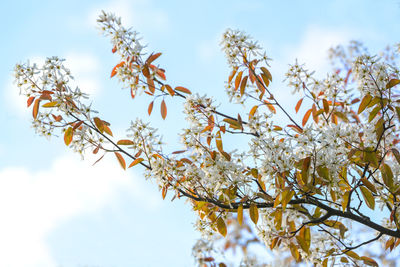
64 52 101 96
282 25 354 75
196 34 222 64
0 153 161 267
87 0 170 34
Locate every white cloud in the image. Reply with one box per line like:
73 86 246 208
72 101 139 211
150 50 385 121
87 0 170 33
64 52 101 96
0 153 161 267
196 35 221 64
283 25 354 74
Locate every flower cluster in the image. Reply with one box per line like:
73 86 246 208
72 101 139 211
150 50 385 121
221 29 270 68
97 11 144 61
14 57 106 157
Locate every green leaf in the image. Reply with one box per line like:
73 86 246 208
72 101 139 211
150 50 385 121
360 186 375 210
64 127 73 146
260 67 272 81
364 147 378 167
216 217 227 237
358 94 372 114
381 163 394 190
368 105 381 122
386 78 400 89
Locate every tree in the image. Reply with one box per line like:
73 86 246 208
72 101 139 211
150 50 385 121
14 11 400 266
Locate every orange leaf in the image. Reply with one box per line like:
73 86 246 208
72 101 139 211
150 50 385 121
249 105 258 120
264 100 276 114
111 61 125 78
215 131 223 153
234 71 243 91
64 127 73 146
112 45 117 53
162 186 168 200
156 69 166 80
302 109 312 126
228 67 238 83
146 52 162 64
114 152 126 170
128 158 144 168
117 139 134 145
161 99 167 119
32 99 40 119
148 101 154 115
175 86 191 94
27 96 35 107
72 121 84 130
295 98 303 113
163 84 175 96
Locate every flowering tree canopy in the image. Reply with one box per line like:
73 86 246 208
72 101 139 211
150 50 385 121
15 11 400 266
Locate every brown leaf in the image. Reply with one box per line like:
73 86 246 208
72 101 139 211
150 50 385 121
386 78 400 89
146 52 162 64
161 99 167 119
260 67 272 81
114 152 126 170
117 139 134 145
237 205 243 226
175 86 191 94
249 204 259 224
240 76 248 96
93 117 105 133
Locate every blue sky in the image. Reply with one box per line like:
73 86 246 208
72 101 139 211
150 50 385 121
1 0 400 266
